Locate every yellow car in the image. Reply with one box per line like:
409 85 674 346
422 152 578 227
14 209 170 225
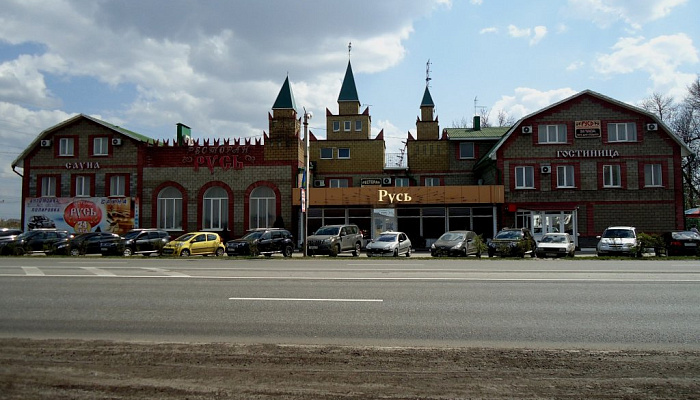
162 232 225 257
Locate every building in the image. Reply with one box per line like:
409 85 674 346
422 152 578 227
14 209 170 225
11 62 692 249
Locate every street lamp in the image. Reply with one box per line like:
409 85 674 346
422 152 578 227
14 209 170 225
303 108 312 257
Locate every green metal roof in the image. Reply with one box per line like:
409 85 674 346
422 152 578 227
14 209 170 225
443 127 509 140
338 61 359 103
420 86 434 107
272 75 297 110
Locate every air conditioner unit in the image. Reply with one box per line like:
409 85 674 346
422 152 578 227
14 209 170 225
313 179 325 187
521 126 533 134
382 177 392 185
646 123 658 131
40 139 52 147
540 165 552 174
111 138 122 146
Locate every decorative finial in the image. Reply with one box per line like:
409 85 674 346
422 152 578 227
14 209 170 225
348 42 352 59
426 59 432 88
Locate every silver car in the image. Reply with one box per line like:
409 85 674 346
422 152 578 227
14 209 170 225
365 231 411 257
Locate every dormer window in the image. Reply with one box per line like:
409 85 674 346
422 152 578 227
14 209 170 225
59 137 74 156
93 137 108 156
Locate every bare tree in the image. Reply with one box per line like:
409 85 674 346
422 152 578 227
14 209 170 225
478 108 491 128
639 92 678 122
496 109 516 127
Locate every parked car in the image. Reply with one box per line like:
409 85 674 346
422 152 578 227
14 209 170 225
162 232 225 257
102 228 170 256
596 226 637 256
306 224 363 257
65 232 124 256
487 227 536 258
366 231 411 257
430 230 482 257
661 230 700 256
0 229 72 255
535 232 575 258
0 228 22 244
27 215 55 230
226 228 295 257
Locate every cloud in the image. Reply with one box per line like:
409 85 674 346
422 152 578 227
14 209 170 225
594 34 699 98
507 25 548 45
480 27 498 34
492 87 579 121
566 61 585 71
0 55 61 109
565 0 688 30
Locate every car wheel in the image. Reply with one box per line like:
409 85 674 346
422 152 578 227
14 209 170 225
282 245 293 257
462 248 468 257
70 248 81 256
431 252 437 257
330 244 340 257
180 249 190 257
123 248 133 257
406 247 411 257
215 247 224 257
14 247 25 256
393 249 399 257
352 242 361 257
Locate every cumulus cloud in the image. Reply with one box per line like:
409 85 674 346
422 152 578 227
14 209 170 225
492 87 579 121
507 25 548 45
565 0 687 30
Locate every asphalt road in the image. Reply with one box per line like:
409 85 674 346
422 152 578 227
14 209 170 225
0 255 699 349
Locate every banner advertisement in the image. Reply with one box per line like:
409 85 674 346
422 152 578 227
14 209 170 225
24 197 139 234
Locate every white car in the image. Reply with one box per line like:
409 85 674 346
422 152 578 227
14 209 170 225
365 231 411 257
596 226 637 256
535 233 575 258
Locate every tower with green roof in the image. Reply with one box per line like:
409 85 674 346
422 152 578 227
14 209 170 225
326 60 372 140
265 75 304 162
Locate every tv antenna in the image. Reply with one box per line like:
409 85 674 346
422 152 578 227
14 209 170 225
425 59 432 88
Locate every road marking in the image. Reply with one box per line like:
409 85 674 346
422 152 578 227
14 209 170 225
228 297 383 302
21 267 44 276
143 267 189 277
81 267 116 276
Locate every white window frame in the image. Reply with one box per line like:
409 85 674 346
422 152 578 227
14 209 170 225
329 179 349 188
75 176 90 197
109 175 126 197
332 121 340 132
538 124 567 144
515 166 535 189
59 137 74 156
607 122 637 142
644 164 663 187
203 187 228 231
425 177 440 186
320 148 333 159
249 186 276 229
603 164 622 188
158 187 183 230
556 165 575 188
355 120 362 131
395 177 410 187
337 148 350 159
93 137 108 156
459 142 475 159
41 176 56 197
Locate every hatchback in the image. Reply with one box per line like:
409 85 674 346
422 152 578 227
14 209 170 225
162 232 225 257
365 231 411 257
431 230 482 257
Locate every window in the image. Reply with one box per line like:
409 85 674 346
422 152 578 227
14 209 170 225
250 186 276 229
344 121 351 131
338 148 350 159
203 186 228 230
425 177 440 186
333 121 340 132
459 142 475 159
556 165 575 188
40 176 56 197
109 175 126 196
329 179 349 188
320 148 333 159
608 122 637 142
158 186 183 230
644 164 662 187
59 137 74 156
93 137 108 156
75 176 91 197
395 177 410 187
603 165 622 187
538 124 567 144
355 120 362 131
515 166 535 189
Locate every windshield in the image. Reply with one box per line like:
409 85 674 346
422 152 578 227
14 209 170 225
173 233 195 242
602 229 634 239
314 226 340 236
242 231 264 240
376 234 398 242
17 231 38 240
672 231 700 240
494 230 522 240
124 231 142 239
541 235 566 243
439 232 465 241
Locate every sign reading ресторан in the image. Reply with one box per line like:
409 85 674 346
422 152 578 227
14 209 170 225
575 120 601 138
361 178 382 186
557 149 619 158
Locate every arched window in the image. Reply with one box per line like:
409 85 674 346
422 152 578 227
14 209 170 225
157 187 182 230
249 186 276 229
203 186 228 230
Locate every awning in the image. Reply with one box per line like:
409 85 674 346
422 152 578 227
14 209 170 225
684 208 700 218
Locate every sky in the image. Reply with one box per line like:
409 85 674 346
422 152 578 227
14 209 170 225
0 0 698 219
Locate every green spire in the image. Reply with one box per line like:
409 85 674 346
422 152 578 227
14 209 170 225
338 61 359 103
272 75 297 110
421 86 435 107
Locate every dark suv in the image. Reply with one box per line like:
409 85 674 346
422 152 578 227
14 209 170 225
306 224 363 257
487 227 536 258
0 229 72 256
101 228 170 256
226 228 295 257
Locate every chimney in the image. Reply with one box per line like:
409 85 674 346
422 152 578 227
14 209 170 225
473 116 481 131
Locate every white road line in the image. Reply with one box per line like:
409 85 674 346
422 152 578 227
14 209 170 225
143 267 190 277
21 267 44 276
81 267 116 276
228 297 383 302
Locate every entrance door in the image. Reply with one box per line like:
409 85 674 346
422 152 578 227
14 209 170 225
372 208 396 240
523 210 578 247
